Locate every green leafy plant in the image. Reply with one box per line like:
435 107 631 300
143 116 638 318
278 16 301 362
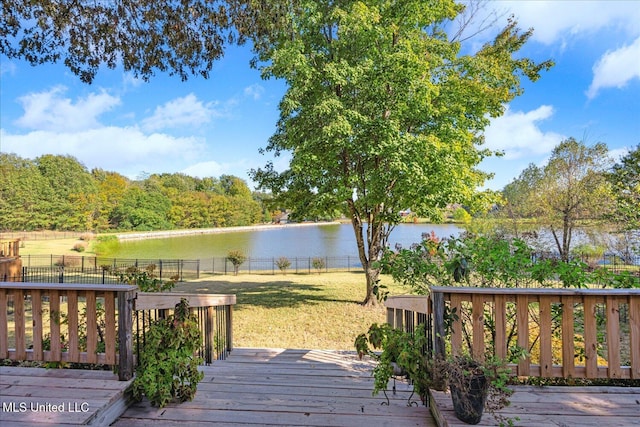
132 298 204 407
111 264 176 292
355 323 444 402
311 257 325 274
275 256 291 274
227 250 247 276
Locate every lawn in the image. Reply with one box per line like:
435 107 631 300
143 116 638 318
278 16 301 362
174 272 412 350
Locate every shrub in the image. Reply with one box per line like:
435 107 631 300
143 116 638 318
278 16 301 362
111 264 176 292
275 257 291 274
132 298 204 407
72 243 86 252
453 207 472 223
79 233 94 241
227 250 247 275
311 257 325 274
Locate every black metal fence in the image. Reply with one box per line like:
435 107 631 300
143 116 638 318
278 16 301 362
134 304 232 365
6 252 639 285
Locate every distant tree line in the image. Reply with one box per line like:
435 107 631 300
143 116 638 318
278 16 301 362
0 153 268 231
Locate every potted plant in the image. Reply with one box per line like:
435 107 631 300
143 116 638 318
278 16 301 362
445 354 515 426
355 323 444 405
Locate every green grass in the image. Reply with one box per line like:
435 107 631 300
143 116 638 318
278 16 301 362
174 272 412 350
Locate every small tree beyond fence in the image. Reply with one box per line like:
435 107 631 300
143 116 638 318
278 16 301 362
6 252 640 285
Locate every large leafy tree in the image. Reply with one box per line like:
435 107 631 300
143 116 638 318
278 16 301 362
35 155 98 230
250 0 552 305
0 153 55 230
502 138 614 261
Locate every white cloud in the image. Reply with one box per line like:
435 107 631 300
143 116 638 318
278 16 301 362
1 127 207 179
496 1 640 45
1 60 17 76
141 93 219 131
244 84 265 100
483 105 565 159
14 86 120 132
587 36 640 99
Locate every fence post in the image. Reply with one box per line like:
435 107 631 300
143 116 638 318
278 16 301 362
431 290 446 360
118 288 136 381
226 305 233 353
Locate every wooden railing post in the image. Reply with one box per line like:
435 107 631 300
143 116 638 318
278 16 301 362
431 290 446 361
118 288 136 381
226 304 234 353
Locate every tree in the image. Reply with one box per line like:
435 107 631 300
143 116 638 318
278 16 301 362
608 145 640 231
250 0 552 305
35 155 98 230
503 138 614 261
0 153 55 230
607 145 640 261
1 0 292 83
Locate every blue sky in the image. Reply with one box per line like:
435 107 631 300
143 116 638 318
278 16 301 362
1 1 639 191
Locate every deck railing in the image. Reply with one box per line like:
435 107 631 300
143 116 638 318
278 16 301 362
0 283 137 380
0 283 236 380
0 240 20 258
134 292 235 363
386 287 640 380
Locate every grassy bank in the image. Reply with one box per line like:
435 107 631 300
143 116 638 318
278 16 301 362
17 238 94 256
175 272 411 350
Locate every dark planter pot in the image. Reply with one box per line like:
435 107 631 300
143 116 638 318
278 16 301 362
450 374 488 424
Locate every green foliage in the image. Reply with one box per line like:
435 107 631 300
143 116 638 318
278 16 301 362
275 256 291 273
311 257 326 274
453 207 472 224
500 138 614 261
607 144 640 232
227 250 247 276
251 0 552 304
0 153 263 233
383 233 639 291
355 323 440 400
111 265 176 292
132 298 204 407
1 0 294 83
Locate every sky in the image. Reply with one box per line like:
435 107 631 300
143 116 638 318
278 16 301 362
1 1 639 191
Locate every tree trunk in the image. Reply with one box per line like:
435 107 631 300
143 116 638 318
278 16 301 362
347 199 381 307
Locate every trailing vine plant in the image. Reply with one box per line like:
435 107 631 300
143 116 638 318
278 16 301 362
132 298 204 407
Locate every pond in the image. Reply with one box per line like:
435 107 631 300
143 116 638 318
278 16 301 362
105 223 463 260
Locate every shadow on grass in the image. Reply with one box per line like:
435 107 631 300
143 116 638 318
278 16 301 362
181 278 362 309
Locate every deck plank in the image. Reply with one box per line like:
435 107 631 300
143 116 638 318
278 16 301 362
2 348 638 426
0 367 132 425
115 348 435 427
430 385 640 426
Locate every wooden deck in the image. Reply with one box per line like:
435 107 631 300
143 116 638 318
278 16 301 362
0 366 133 426
2 349 639 426
115 347 434 426
430 386 640 426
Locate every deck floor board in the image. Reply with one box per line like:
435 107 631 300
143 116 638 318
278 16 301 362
2 349 638 426
115 348 434 427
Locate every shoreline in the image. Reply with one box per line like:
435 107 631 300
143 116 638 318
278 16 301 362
115 221 342 241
